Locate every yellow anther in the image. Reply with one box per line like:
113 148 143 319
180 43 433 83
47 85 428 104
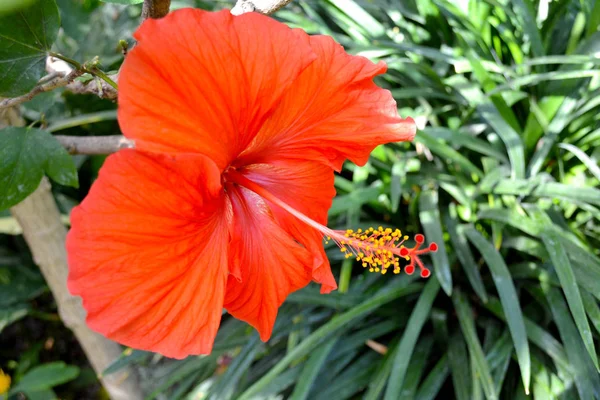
340 247 347 252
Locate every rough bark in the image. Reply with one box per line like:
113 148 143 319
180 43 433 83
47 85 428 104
55 135 134 155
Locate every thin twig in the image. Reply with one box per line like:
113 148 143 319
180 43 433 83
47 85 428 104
142 0 171 20
54 135 134 155
0 70 83 111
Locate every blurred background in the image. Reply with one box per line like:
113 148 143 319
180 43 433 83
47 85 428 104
1 0 599 399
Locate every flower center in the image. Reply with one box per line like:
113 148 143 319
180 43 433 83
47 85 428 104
225 169 437 278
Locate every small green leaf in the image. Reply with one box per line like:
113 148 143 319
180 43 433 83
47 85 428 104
11 362 79 393
0 0 60 96
0 127 78 210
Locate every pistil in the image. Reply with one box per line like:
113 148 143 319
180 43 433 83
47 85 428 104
226 170 437 278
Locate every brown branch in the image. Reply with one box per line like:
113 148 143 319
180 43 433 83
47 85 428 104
55 135 134 155
0 70 83 111
231 0 293 15
10 179 144 400
142 0 171 20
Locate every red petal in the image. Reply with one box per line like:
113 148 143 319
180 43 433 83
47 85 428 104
238 35 415 171
239 160 337 293
67 150 228 359
118 9 316 170
224 186 313 341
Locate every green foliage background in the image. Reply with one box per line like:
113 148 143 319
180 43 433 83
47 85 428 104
1 0 600 399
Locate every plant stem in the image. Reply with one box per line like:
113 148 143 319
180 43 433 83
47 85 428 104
90 68 119 90
49 52 118 90
49 52 83 70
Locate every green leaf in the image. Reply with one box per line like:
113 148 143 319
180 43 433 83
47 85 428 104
484 298 571 370
0 266 46 307
415 354 450 400
449 331 471 400
581 291 600 337
237 283 420 400
0 127 78 210
0 0 60 96
477 104 525 179
11 362 79 393
464 227 531 394
384 279 440 400
0 304 28 333
0 0 37 15
444 209 488 302
453 291 497 400
415 131 484 178
543 286 600 399
290 337 337 400
399 337 434 399
418 189 452 295
541 231 598 371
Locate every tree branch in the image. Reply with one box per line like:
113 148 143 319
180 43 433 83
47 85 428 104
0 70 83 111
231 0 293 15
54 135 134 155
10 179 144 400
142 0 171 20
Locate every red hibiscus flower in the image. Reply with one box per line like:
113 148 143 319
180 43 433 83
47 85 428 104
66 8 434 359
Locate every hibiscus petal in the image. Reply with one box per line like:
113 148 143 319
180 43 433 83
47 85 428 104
118 9 317 170
224 186 313 341
239 160 337 293
67 150 229 359
238 34 416 171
